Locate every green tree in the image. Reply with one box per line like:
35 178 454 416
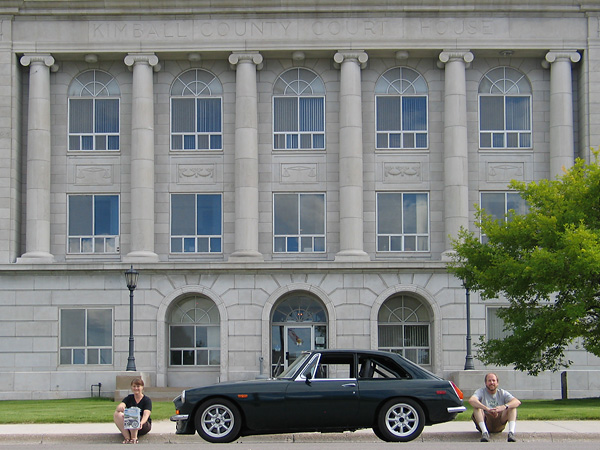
449 154 600 375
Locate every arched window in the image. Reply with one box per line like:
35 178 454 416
378 295 431 365
169 296 220 366
171 69 223 150
68 70 120 151
271 293 327 375
479 67 532 149
273 68 325 150
375 67 428 149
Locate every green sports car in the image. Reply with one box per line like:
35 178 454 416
171 349 466 443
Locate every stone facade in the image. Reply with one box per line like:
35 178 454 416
1 1 599 400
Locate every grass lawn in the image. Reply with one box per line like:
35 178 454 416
0 397 598 424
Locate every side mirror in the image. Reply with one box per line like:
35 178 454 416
304 369 313 385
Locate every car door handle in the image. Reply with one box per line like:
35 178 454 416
342 383 356 388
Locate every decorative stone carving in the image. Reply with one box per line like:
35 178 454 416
486 162 524 182
75 165 114 186
383 162 422 183
177 164 216 184
280 163 318 183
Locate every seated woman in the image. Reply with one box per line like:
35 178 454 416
114 378 152 444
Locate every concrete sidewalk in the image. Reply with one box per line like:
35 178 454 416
0 420 599 444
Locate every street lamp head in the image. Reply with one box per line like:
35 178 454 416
124 265 139 290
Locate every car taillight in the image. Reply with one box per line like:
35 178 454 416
450 381 464 400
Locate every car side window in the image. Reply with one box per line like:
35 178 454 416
358 355 412 379
309 353 355 379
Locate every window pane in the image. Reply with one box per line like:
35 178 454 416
274 97 298 132
299 97 324 132
172 98 195 133
170 326 195 347
182 350 195 365
94 195 118 235
403 193 428 234
207 326 220 347
95 99 119 133
299 194 324 234
274 194 298 234
87 309 112 346
377 193 402 234
481 193 506 220
73 349 85 364
376 97 401 131
69 99 93 133
196 326 208 347
197 350 209 365
87 348 99 364
60 349 72 365
171 194 195 235
197 195 221 235
61 309 85 347
480 96 504 131
402 97 427 131
506 96 530 131
171 351 182 365
507 192 527 215
197 98 222 132
69 196 93 236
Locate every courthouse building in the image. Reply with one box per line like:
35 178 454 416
1 0 599 399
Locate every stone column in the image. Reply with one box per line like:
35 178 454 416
124 53 160 262
228 52 264 261
18 54 55 263
439 50 473 254
334 50 369 261
544 51 580 179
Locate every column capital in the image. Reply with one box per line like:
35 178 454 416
334 50 368 69
124 53 160 71
228 52 263 70
20 53 55 67
438 50 474 67
543 50 581 68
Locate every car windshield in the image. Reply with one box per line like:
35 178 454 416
276 352 311 379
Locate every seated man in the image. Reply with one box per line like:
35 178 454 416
468 373 521 443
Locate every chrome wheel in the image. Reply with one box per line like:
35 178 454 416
196 399 241 443
376 398 425 442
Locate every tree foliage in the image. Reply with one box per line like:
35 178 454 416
449 154 600 375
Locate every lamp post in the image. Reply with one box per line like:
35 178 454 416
464 286 475 370
124 265 139 371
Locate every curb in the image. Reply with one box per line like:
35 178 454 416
2 431 600 444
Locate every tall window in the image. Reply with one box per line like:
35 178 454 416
60 308 112 365
487 307 511 340
273 193 325 253
171 69 223 150
378 295 431 366
68 194 119 254
480 191 528 243
479 67 532 149
273 68 325 150
170 194 222 253
377 192 429 252
375 67 428 149
169 296 220 366
68 70 120 151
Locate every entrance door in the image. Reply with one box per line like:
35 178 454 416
285 326 312 367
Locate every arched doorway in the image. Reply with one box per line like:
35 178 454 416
271 292 327 376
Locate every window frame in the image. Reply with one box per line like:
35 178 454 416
59 308 113 366
272 68 326 151
170 69 223 151
478 66 532 149
170 193 223 254
376 192 430 252
67 194 120 255
377 295 431 366
68 70 121 152
375 67 429 150
169 296 221 367
273 192 326 253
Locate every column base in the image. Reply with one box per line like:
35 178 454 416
124 251 160 263
441 250 457 262
16 251 55 264
228 250 264 262
334 250 370 262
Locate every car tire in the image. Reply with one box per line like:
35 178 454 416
376 398 425 442
195 398 242 443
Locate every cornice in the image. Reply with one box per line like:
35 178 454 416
2 0 598 17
